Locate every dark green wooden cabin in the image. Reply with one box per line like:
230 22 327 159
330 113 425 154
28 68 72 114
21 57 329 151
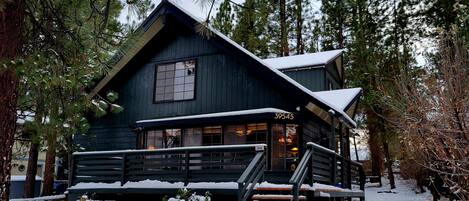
70 1 365 201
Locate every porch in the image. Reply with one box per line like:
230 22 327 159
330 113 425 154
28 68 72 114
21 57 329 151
68 143 365 201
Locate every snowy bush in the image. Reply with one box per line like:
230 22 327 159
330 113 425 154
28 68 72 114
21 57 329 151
163 189 211 201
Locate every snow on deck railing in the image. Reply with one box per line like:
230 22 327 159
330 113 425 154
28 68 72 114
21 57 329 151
306 142 336 154
73 143 267 156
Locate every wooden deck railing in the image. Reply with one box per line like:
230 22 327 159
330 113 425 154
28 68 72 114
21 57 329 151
70 144 266 201
289 142 365 201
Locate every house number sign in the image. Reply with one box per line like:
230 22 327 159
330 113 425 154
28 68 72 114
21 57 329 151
274 112 295 120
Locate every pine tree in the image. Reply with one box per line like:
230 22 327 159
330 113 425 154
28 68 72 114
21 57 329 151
211 0 234 37
2 0 152 197
320 0 346 50
232 0 271 57
0 1 24 199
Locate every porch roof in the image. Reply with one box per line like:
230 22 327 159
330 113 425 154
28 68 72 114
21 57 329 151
134 108 295 129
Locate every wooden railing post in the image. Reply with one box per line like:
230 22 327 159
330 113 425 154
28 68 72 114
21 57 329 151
185 150 190 185
331 154 337 186
69 154 76 187
347 159 352 189
340 157 345 188
121 153 127 186
359 166 365 191
309 145 314 186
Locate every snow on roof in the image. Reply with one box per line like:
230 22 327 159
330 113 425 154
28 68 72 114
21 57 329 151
311 88 362 111
11 175 42 181
167 1 358 127
10 194 66 201
263 50 343 70
16 111 36 125
136 108 288 124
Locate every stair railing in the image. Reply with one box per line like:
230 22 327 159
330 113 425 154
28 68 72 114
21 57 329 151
289 142 366 201
237 144 267 201
289 143 314 201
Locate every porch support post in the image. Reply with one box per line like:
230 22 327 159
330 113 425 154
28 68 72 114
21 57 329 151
328 110 336 151
339 123 345 188
346 129 352 189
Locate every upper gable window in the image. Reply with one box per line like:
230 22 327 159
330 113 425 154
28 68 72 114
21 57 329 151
154 60 196 102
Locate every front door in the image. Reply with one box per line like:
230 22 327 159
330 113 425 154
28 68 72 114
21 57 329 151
271 124 299 171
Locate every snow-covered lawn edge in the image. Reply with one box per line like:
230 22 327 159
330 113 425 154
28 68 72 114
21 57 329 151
365 175 432 201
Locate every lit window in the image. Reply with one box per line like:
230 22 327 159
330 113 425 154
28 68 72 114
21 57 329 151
155 60 196 102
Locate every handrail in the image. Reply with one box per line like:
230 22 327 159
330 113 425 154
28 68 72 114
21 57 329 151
289 142 366 201
289 144 313 201
237 150 266 201
73 144 265 156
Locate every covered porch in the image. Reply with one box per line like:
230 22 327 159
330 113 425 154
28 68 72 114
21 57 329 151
68 143 364 201
133 108 308 175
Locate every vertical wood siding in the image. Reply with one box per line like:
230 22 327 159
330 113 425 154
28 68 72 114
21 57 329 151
282 68 326 92
78 27 297 151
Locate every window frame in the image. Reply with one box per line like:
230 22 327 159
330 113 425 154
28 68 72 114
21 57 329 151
153 58 198 103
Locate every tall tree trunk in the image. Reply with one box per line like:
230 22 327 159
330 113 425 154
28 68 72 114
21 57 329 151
24 99 44 198
295 0 304 54
24 141 39 198
382 139 396 189
366 108 383 186
0 1 24 200
338 0 344 49
379 108 396 189
279 0 289 56
42 130 57 196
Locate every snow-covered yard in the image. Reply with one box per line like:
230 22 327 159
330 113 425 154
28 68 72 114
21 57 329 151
365 175 433 201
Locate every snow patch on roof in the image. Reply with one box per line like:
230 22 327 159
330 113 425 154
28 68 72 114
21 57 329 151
312 88 362 111
263 50 343 70
11 175 42 181
10 194 66 201
136 108 288 124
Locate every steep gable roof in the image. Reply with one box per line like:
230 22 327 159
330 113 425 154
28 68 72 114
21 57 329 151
263 49 343 70
88 0 360 128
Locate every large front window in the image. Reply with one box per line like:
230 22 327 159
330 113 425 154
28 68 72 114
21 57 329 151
154 60 196 102
139 123 299 171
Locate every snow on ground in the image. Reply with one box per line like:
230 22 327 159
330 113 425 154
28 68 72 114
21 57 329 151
365 175 433 201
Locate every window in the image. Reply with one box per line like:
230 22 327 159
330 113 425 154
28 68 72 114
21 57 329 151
155 60 196 102
144 129 181 149
202 126 222 146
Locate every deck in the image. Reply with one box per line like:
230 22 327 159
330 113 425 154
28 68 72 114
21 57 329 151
68 143 365 201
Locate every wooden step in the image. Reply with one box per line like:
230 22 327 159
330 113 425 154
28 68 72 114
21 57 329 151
252 194 307 200
255 186 310 192
255 184 311 192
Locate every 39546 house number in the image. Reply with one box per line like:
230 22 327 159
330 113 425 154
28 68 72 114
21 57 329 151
274 112 295 120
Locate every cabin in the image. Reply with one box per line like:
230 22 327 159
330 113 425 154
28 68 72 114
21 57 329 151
69 1 365 201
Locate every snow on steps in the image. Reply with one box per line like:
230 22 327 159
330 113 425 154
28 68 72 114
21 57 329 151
252 194 307 200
